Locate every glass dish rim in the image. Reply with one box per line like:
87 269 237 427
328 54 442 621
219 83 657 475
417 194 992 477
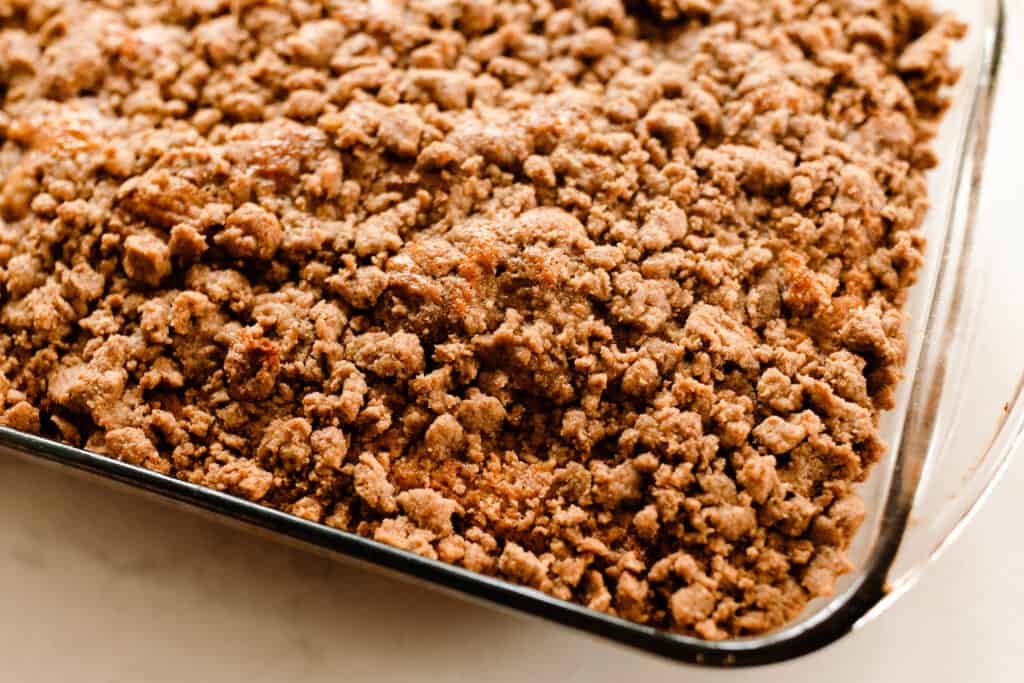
0 0 1011 668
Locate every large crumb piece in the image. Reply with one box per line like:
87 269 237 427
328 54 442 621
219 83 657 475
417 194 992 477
0 0 964 639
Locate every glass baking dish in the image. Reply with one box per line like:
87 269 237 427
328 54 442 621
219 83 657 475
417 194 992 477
0 0 1013 667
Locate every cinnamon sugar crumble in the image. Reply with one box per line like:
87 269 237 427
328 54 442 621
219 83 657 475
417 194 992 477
0 0 964 639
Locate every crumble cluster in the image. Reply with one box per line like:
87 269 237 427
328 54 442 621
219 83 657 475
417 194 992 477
0 0 963 639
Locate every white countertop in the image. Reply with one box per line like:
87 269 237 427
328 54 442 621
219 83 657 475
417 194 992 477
2 10 1022 683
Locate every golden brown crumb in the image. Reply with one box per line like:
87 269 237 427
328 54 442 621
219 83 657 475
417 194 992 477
0 0 964 639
